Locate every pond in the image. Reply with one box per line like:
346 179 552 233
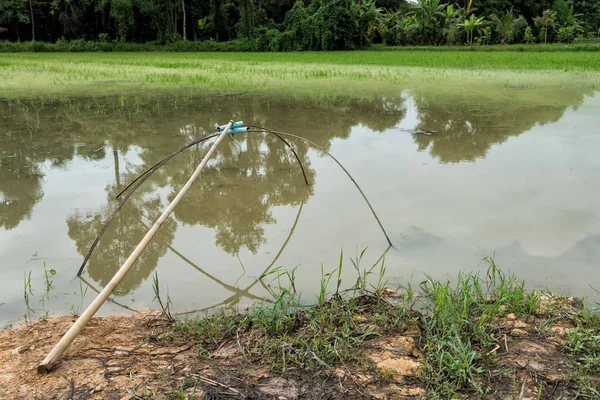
1 86 599 327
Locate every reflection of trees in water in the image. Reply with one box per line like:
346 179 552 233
66 182 177 295
0 94 401 293
0 105 45 229
167 134 313 255
0 161 43 230
3 89 591 293
411 89 591 163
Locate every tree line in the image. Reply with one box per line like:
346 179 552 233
0 0 598 49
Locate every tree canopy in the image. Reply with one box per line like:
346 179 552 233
0 0 598 49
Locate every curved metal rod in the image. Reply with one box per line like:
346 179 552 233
115 132 219 200
134 216 266 303
249 126 393 248
117 130 308 198
176 192 306 316
76 134 220 277
269 131 309 185
76 129 310 277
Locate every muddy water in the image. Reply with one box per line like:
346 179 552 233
1 88 599 327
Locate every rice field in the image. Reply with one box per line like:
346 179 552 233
1 51 599 99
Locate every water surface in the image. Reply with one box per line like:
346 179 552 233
1 87 599 327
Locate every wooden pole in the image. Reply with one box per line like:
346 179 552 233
38 121 233 374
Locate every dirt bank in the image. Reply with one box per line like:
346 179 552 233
1 292 598 399
0 309 424 399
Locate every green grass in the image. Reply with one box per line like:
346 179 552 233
419 258 540 397
160 48 600 70
564 313 600 398
173 250 404 372
1 51 599 100
566 327 600 375
167 254 600 398
370 42 600 53
175 296 407 372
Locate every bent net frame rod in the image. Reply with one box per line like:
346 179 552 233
77 125 392 279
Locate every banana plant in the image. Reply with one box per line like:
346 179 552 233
357 0 384 47
442 4 461 45
409 0 446 45
557 1 584 32
460 13 485 46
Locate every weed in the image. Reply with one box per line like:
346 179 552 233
152 272 174 321
565 327 600 375
350 247 370 295
175 253 408 373
573 375 600 398
261 266 300 306
23 270 35 324
418 257 540 397
68 280 88 317
42 261 56 299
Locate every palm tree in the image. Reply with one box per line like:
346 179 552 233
460 14 485 46
534 9 557 44
410 0 446 45
489 9 527 44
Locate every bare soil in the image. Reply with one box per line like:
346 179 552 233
0 303 596 399
1 310 420 399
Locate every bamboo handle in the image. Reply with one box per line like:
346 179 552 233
38 121 233 374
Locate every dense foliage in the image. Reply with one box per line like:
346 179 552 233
0 0 598 49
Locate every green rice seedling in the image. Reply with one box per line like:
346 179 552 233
1 52 599 100
23 270 35 324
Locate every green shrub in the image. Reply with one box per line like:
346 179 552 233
164 39 254 52
558 27 575 44
254 28 283 52
0 40 157 52
279 30 300 51
524 26 535 43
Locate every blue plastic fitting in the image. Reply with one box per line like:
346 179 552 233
217 121 245 131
